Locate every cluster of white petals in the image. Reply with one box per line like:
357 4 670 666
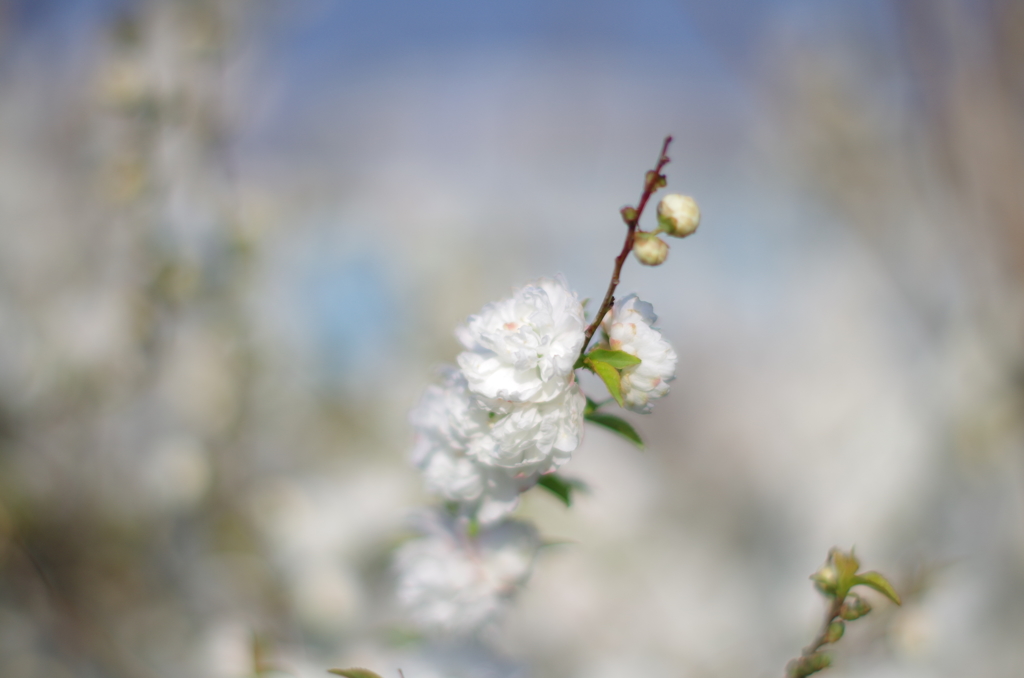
456 276 585 403
395 512 540 634
399 276 589 634
400 277 678 634
410 367 538 524
601 294 678 413
410 276 587 525
471 384 585 474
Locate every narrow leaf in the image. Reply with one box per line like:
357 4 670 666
588 359 624 407
537 474 588 507
585 412 644 448
586 349 641 368
853 571 902 606
329 670 385 678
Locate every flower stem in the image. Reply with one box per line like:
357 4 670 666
578 136 673 362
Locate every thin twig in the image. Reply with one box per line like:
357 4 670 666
578 136 673 362
802 595 844 657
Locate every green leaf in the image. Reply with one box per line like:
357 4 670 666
574 354 586 370
329 669 385 678
584 396 600 416
537 474 588 507
586 349 641 368
587 359 624 407
585 412 643 448
852 571 901 606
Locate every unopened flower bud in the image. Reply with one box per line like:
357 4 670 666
825 620 845 643
811 564 839 596
632 233 668 266
656 194 700 238
839 593 872 620
786 653 831 678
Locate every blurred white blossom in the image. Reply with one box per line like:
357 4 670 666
394 512 540 634
601 294 677 413
410 367 535 523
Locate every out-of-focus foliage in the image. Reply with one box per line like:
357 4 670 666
0 1 1022 677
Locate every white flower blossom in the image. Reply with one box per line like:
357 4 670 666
410 366 579 519
601 294 677 413
394 512 540 634
467 384 586 474
456 276 585 403
409 367 534 523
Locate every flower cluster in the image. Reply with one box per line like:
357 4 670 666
392 142 693 636
412 275 587 523
396 273 678 633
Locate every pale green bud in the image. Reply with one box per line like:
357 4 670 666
825 620 845 643
656 194 700 238
632 233 669 266
839 593 872 620
811 564 839 596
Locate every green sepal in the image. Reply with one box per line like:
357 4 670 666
537 474 588 507
584 411 643 448
587 358 624 407
584 396 600 416
328 669 385 678
585 349 641 369
852 571 901 606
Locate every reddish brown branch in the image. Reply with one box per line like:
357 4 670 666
578 136 673 361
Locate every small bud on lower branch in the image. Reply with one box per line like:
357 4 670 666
786 653 831 678
825 620 845 643
656 194 700 238
839 593 872 620
632 233 668 266
620 206 638 224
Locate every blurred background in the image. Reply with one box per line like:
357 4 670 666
1 1 1023 676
